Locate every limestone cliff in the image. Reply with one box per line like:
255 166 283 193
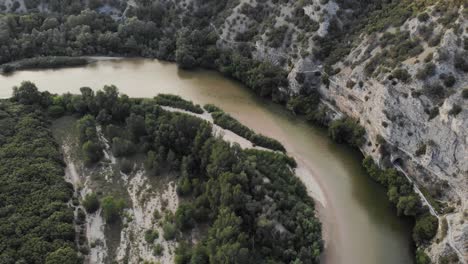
201 0 467 262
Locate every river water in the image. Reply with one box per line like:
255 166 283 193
0 58 414 264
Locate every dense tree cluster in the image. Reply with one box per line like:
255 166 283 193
0 99 78 263
40 85 322 264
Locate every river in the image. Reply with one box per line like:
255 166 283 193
0 58 414 264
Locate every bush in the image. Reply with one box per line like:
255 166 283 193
454 56 468 72
145 229 159 244
416 63 436 80
423 84 445 100
462 88 468 99
82 193 100 214
153 244 164 256
442 74 456 87
48 105 65 118
415 249 431 264
448 104 462 116
415 144 427 156
163 222 177 240
417 12 430 22
392 68 411 83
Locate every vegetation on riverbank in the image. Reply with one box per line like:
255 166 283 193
1 57 89 74
0 96 78 262
205 104 286 152
6 82 322 263
154 94 203 114
362 157 438 259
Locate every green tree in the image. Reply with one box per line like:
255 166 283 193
413 214 438 244
45 247 80 264
101 196 125 223
12 81 43 105
82 193 100 213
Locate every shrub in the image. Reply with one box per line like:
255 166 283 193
448 104 462 116
441 74 456 87
415 144 427 156
423 84 445 100
48 105 65 118
415 249 431 264
392 68 411 83
162 222 177 240
82 193 100 214
153 244 164 256
417 12 430 22
416 63 436 80
454 56 468 72
145 229 159 244
462 88 468 99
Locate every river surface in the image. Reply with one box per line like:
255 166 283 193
0 58 414 264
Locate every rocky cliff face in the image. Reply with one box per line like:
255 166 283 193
204 0 467 262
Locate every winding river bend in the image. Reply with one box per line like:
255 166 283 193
0 58 414 264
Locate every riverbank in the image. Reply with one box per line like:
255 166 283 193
0 56 91 74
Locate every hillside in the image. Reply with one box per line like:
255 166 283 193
0 0 467 263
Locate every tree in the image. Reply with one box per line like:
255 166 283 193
101 196 125 223
126 113 146 142
397 195 420 216
82 193 100 213
413 214 438 244
175 203 195 230
12 81 43 105
45 247 80 264
206 207 250 263
415 249 431 264
82 140 103 163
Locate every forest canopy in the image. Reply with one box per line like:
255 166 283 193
1 82 323 264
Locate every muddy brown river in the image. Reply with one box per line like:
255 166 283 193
0 58 414 264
